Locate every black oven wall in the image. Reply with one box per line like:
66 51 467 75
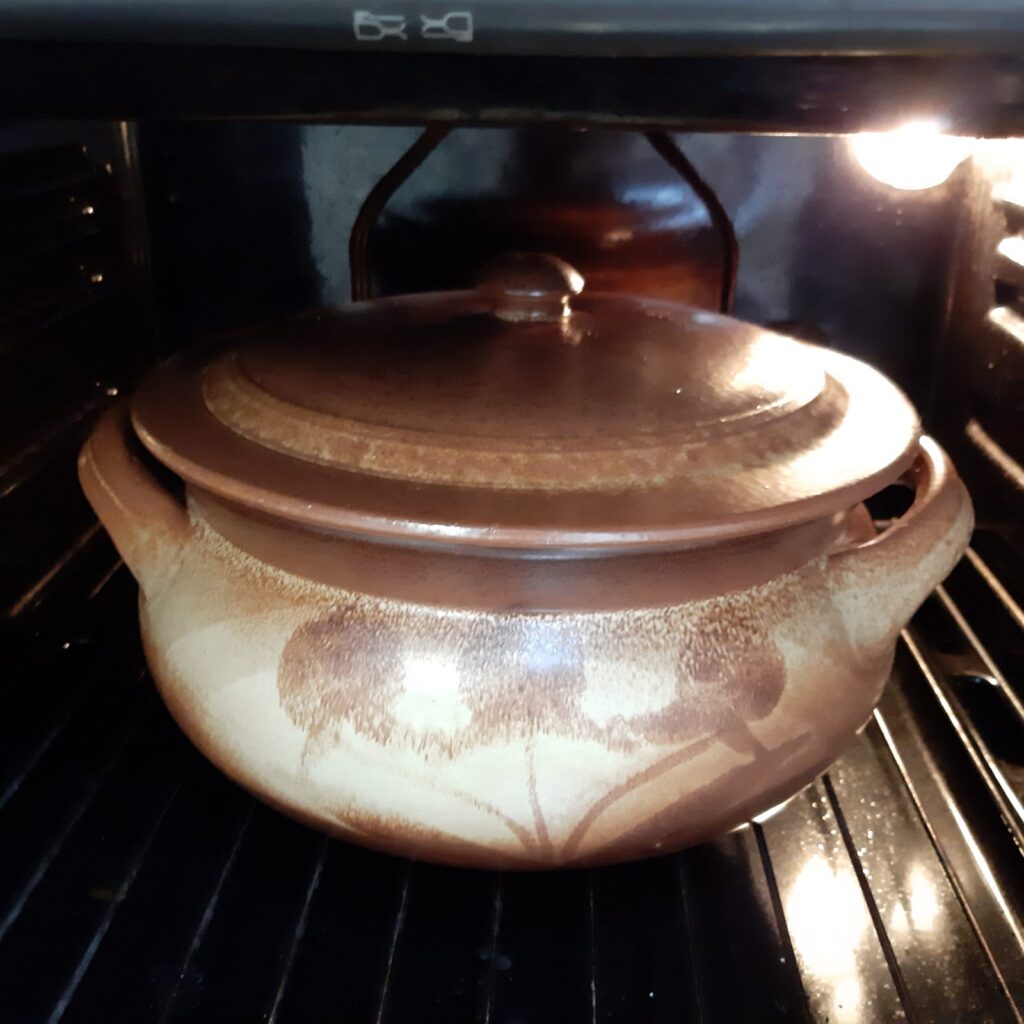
139 123 965 414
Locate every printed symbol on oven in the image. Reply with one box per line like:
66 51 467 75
353 10 408 40
420 11 473 42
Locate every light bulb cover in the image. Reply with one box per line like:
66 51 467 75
851 121 974 191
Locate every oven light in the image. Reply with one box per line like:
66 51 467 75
851 121 975 191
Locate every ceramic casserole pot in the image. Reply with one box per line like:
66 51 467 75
79 254 973 869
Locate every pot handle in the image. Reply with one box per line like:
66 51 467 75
78 402 192 600
826 436 974 659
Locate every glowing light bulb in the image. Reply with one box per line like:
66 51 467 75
851 121 975 191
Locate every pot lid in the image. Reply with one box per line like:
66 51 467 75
131 254 920 551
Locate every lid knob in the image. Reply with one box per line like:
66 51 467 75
477 252 584 323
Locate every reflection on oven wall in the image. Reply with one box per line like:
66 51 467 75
142 123 970 413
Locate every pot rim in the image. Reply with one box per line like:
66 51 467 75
190 488 859 611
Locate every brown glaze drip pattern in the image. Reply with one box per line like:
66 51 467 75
275 585 794 863
278 603 787 761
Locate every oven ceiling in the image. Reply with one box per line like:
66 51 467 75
3 45 1024 132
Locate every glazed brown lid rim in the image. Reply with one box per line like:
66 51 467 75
131 404 920 554
131 287 921 553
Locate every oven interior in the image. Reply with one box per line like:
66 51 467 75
3 51 1024 1023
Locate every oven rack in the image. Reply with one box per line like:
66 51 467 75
1 414 1023 1021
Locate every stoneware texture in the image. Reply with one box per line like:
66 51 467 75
78 262 973 868
128 257 924 550
80 408 971 869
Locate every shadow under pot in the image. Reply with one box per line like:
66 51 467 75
79 253 973 869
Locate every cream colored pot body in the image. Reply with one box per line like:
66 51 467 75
80 407 972 868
